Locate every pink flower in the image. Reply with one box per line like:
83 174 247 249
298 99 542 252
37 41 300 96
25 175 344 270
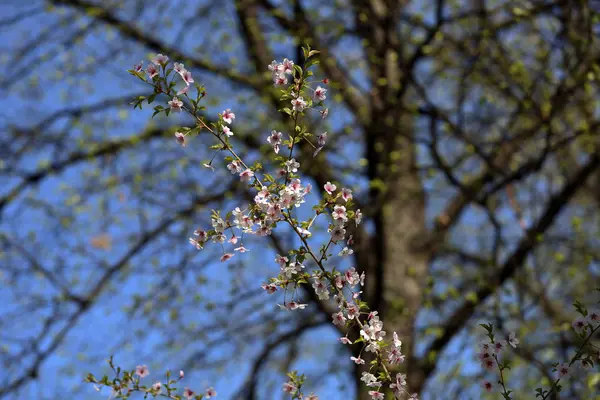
494 340 506 354
239 168 254 182
572 317 587 334
320 108 329 119
227 160 243 174
267 130 282 153
339 336 352 345
304 394 319 400
152 382 162 392
557 363 569 377
177 86 189 96
332 205 347 221
283 382 297 393
332 311 346 326
507 332 519 348
205 387 217 398
182 70 194 85
324 181 336 195
482 381 493 392
135 365 149 378
174 131 186 147
152 54 169 66
222 108 235 124
173 62 185 75
168 96 183 112
220 253 234 262
183 387 194 399
282 58 294 74
351 356 365 365
341 188 353 202
179 370 184 379
588 309 599 325
133 61 143 72
368 391 384 400
261 283 277 294
146 64 159 79
222 126 233 137
313 86 327 101
234 246 249 252
291 97 307 112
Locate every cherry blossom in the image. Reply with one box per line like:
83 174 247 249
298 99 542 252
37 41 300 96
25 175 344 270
507 332 519 348
152 53 169 66
220 253 234 262
267 130 282 153
282 58 294 74
332 205 347 222
482 381 493 392
283 381 297 393
350 356 365 365
339 336 351 345
355 209 363 226
285 158 300 173
261 283 277 294
313 86 327 101
317 132 327 147
557 363 569 377
222 126 233 137
324 181 336 195
341 188 353 202
206 387 217 398
291 97 307 112
227 160 243 174
174 131 186 147
239 168 254 182
222 108 235 124
332 311 346 326
182 70 194 85
183 387 194 399
572 317 587 334
135 365 149 378
173 62 185 75
146 64 159 79
168 96 183 112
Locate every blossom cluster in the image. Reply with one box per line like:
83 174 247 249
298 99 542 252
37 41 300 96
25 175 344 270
113 45 410 400
479 298 599 399
86 358 215 400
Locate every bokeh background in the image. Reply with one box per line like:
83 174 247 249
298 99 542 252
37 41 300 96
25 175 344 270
1 0 599 399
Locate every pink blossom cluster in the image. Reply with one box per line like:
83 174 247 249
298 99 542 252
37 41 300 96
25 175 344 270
117 47 411 400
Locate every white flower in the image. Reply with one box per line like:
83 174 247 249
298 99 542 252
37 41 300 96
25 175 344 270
507 332 519 348
168 96 183 112
285 158 300 173
313 86 327 101
291 97 307 112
